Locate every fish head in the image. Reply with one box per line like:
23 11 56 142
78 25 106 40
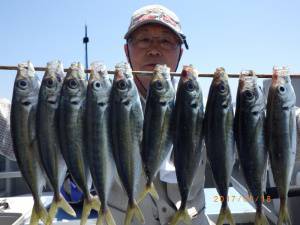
239 70 265 114
209 67 232 109
13 61 40 107
149 64 175 105
177 65 203 109
88 61 112 105
270 66 296 110
63 62 87 106
40 60 65 106
113 62 138 105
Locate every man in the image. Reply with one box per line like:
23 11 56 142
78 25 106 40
107 5 211 225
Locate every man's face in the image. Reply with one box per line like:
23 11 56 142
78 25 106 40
125 24 183 72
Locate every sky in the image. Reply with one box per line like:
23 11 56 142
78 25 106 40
0 0 300 101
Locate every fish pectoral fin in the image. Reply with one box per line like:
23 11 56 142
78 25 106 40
30 202 48 225
124 201 145 225
96 208 116 225
46 194 77 225
80 196 101 225
254 211 270 225
216 205 235 225
137 182 159 204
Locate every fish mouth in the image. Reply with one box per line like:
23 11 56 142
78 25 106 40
47 96 57 105
282 106 290 110
159 101 167 106
121 98 130 106
97 102 106 106
222 102 228 108
71 101 79 105
21 101 31 106
47 100 57 104
190 101 198 108
69 97 81 105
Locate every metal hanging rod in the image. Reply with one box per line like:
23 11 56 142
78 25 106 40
1 65 300 78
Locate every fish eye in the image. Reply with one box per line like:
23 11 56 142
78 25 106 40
68 79 78 89
45 78 55 88
17 79 28 90
278 85 286 94
186 80 195 92
218 84 226 93
117 80 127 90
154 80 164 90
93 81 101 90
244 90 254 99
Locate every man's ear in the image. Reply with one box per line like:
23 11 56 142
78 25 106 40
178 47 183 62
175 47 184 72
124 44 129 61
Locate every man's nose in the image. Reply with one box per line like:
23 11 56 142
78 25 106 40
147 47 162 56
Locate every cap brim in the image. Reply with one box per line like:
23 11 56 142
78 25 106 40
124 20 188 49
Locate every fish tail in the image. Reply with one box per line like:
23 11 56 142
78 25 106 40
169 208 191 225
80 196 101 225
137 182 159 203
46 194 77 225
216 204 235 225
254 210 270 225
124 200 145 225
96 208 116 225
277 200 292 225
29 201 48 225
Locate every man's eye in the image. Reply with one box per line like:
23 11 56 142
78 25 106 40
138 37 150 43
161 38 172 44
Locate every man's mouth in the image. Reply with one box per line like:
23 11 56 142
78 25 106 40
145 63 157 67
143 64 160 70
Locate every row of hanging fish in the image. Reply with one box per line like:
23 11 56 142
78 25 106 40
10 60 296 225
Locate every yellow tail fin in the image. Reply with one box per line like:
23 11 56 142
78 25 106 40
29 201 48 225
138 182 159 203
169 208 191 225
46 194 77 225
124 200 145 225
216 205 235 225
80 196 101 225
96 208 116 225
277 201 292 225
255 211 270 225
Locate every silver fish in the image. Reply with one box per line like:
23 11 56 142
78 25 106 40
139 64 175 202
86 62 116 225
110 62 145 225
170 65 204 225
204 67 235 225
59 62 98 225
235 70 269 225
11 61 48 225
37 60 76 225
266 67 296 225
